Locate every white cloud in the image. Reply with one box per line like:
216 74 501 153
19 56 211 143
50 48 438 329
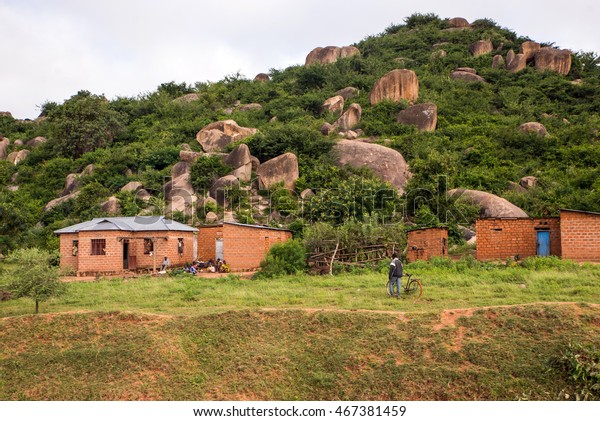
1 0 598 119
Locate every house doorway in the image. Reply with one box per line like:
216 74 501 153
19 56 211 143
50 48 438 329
215 238 224 260
123 240 130 269
536 230 550 256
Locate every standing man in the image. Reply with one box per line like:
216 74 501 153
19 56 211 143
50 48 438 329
389 253 403 297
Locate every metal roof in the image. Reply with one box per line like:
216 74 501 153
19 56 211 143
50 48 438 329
54 216 198 234
198 222 292 232
559 208 600 216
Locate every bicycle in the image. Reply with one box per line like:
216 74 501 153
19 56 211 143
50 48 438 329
386 273 422 299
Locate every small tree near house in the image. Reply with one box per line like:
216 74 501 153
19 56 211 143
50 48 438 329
3 248 66 314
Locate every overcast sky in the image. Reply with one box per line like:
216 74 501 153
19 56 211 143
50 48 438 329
1 0 598 120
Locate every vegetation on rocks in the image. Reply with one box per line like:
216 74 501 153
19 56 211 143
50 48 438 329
0 13 599 254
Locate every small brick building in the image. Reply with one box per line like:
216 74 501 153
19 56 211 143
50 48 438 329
476 217 561 261
406 227 448 263
560 209 600 262
475 209 600 262
197 222 293 271
55 216 198 276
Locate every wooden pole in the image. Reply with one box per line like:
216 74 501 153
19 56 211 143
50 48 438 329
329 241 339 276
152 237 156 274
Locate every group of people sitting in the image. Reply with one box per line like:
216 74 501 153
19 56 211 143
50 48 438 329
183 258 230 274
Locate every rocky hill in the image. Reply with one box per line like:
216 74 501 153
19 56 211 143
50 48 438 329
0 13 599 252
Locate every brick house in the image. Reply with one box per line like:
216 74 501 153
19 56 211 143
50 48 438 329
55 216 198 276
560 209 600 262
197 222 293 272
475 209 600 262
406 227 448 263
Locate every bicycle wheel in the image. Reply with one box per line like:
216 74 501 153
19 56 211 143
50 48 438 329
405 279 422 299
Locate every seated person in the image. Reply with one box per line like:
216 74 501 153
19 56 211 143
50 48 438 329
160 256 171 271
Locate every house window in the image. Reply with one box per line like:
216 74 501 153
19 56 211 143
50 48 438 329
91 239 106 256
72 240 79 256
144 238 154 255
178 238 184 256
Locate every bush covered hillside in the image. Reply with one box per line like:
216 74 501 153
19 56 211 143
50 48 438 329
0 13 599 254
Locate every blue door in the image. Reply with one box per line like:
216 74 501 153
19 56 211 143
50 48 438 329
537 231 550 256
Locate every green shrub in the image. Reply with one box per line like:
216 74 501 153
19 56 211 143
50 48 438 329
190 156 232 192
255 239 307 279
519 256 578 271
552 343 600 401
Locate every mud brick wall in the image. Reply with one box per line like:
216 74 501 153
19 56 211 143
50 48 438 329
64 230 196 276
406 228 448 263
475 218 560 261
560 210 600 262
222 223 292 271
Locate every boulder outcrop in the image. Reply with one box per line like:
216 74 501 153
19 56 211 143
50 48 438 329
0 137 8 159
305 46 360 65
254 73 270 82
100 196 120 215
62 173 81 197
534 47 572 75
506 50 516 66
470 40 493 57
209 175 240 205
492 55 505 69
224 144 252 182
196 120 257 152
6 149 29 165
447 189 528 218
450 71 486 83
520 41 540 61
238 103 262 112
171 161 191 179
369 69 419 105
519 176 538 189
507 53 527 73
256 152 299 190
320 95 345 116
26 136 46 148
335 87 359 100
448 17 470 28
335 103 362 131
396 103 437 132
173 93 200 104
43 191 80 212
179 149 202 163
518 122 548 137
121 181 143 193
333 140 411 193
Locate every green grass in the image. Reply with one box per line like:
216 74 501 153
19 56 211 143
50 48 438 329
2 262 600 317
1 261 599 400
1 304 599 400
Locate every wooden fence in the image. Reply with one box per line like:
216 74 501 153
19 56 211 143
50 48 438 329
308 243 399 275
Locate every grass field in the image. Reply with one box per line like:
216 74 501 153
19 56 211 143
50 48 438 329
1 259 599 400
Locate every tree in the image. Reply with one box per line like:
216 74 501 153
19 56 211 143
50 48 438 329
47 90 124 158
3 248 66 314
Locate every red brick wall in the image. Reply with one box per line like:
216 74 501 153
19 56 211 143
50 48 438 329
196 223 292 271
59 233 79 273
476 218 560 261
560 210 600 262
197 226 223 262
406 228 448 263
60 230 196 276
223 224 292 271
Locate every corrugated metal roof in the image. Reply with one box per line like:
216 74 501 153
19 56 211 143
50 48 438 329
559 208 600 216
54 216 198 234
223 221 292 232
